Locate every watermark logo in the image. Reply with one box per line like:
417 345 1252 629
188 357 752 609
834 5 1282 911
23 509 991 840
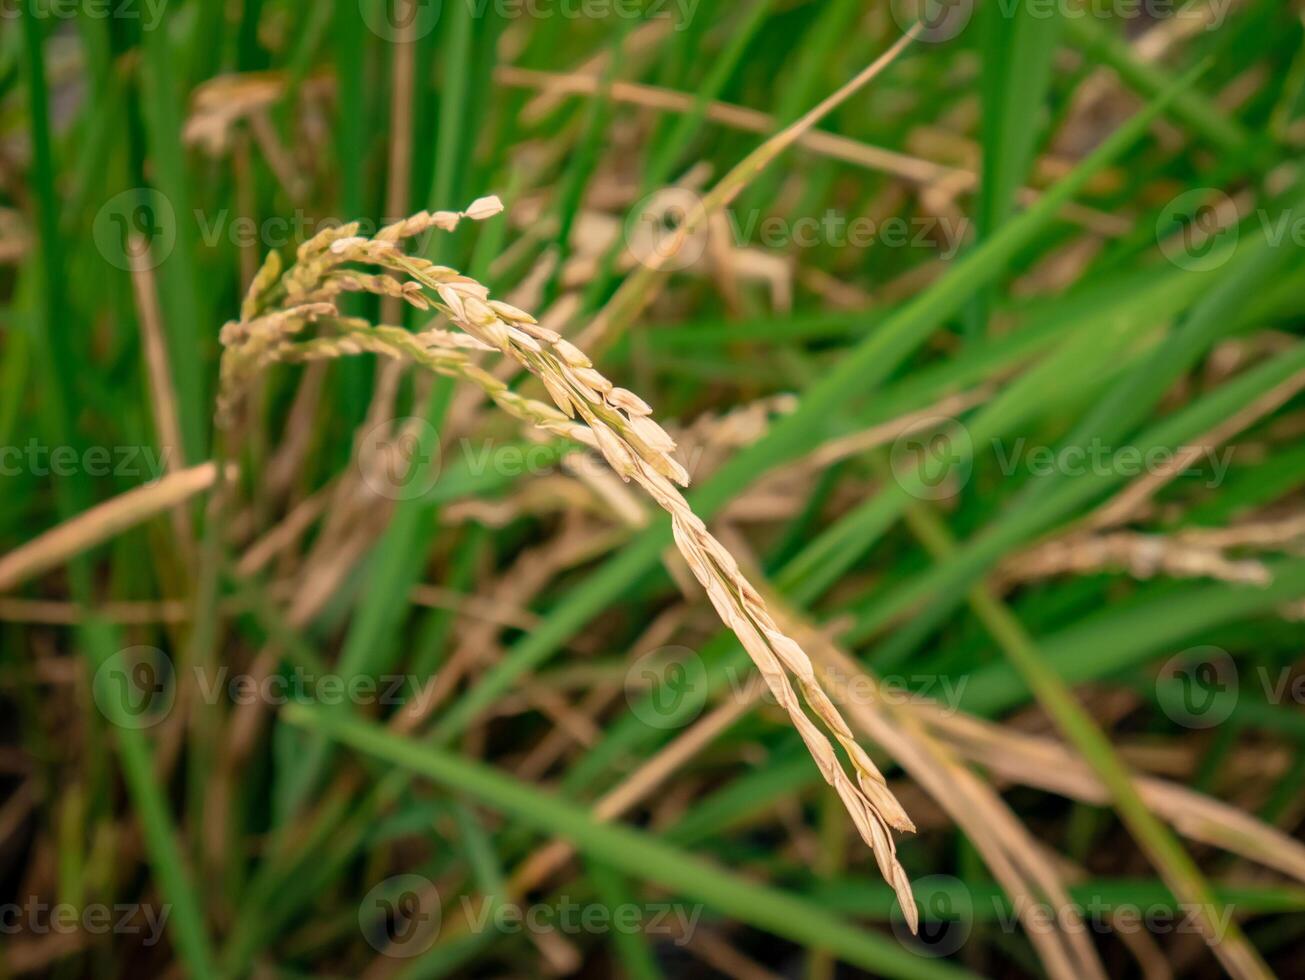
359 0 443 41
890 416 974 500
92 646 176 730
358 417 443 501
893 875 973 957
1156 189 1239 271
93 188 176 271
1157 646 1238 729
625 188 708 272
360 874 442 957
891 0 974 42
625 645 708 729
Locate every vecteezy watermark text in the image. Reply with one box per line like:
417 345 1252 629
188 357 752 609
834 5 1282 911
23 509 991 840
0 441 172 480
92 648 445 728
891 0 1233 45
726 209 967 259
1 0 168 30
897 874 1240 957
193 667 431 708
990 438 1233 487
359 874 703 958
889 417 1235 501
625 189 968 271
0 898 171 946
458 895 702 942
464 0 698 25
356 0 698 41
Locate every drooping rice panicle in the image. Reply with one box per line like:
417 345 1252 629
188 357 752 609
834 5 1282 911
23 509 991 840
217 198 918 929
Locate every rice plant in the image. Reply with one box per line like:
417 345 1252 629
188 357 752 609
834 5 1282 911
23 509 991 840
3 2 1305 978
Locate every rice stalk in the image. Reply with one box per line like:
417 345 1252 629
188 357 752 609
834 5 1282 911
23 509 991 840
216 198 920 929
0 463 226 593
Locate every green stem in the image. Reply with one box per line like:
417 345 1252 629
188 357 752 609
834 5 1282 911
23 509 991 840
284 703 976 980
894 490 1272 980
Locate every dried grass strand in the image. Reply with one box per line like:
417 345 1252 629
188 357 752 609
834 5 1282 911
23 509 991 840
0 463 225 594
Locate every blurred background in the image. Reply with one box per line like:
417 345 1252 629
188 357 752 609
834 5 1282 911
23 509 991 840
3 0 1305 977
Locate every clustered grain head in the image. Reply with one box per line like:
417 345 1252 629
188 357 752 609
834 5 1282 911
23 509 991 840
217 196 918 930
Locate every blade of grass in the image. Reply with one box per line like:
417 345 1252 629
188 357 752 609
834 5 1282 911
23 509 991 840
891 476 1272 980
642 0 776 192
84 619 220 979
139 17 210 462
968 0 1061 337
332 0 370 423
737 0 863 218
283 702 977 980
814 879 1305 919
588 861 665 980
